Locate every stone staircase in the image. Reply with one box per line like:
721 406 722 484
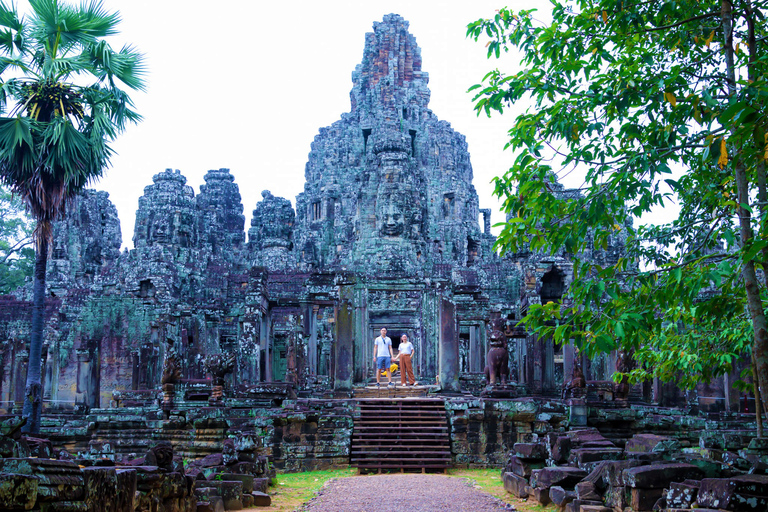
350 398 451 473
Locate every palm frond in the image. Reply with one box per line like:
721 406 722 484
30 0 119 60
0 116 37 182
0 2 25 57
82 40 146 91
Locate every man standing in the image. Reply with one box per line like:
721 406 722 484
397 334 416 386
373 327 395 388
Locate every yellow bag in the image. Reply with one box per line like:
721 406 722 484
380 362 398 376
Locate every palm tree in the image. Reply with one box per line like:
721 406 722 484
0 0 145 433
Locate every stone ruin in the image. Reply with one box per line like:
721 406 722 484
0 13 765 512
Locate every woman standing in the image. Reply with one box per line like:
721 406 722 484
397 334 416 386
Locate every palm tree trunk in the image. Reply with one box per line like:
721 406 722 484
21 234 48 434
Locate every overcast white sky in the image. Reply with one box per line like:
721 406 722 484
67 0 551 249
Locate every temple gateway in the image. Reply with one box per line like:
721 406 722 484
0 14 759 512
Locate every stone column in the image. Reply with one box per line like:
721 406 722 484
563 341 575 387
438 298 460 393
76 349 91 410
334 280 355 391
469 325 481 373
544 338 555 393
308 304 319 375
12 348 28 414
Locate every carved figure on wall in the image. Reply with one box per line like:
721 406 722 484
377 194 406 237
222 438 239 466
146 441 174 472
161 336 181 385
564 363 586 399
614 349 634 400
205 352 236 403
484 314 509 386
205 353 237 386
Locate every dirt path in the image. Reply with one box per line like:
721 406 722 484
302 474 513 512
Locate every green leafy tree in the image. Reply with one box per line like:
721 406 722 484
0 185 34 292
0 0 145 433
468 0 768 414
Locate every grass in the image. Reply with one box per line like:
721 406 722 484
250 468 357 511
446 468 559 512
254 467 558 512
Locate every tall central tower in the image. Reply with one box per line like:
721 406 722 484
293 14 484 275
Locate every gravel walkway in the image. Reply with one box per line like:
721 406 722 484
302 474 512 512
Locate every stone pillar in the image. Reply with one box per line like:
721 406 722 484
12 348 28 414
334 281 355 391
469 325 480 373
308 304 319 375
438 298 460 393
353 286 368 383
563 341 575 387
544 338 555 393
76 349 91 409
261 308 272 382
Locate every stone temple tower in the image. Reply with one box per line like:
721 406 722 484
293 14 485 275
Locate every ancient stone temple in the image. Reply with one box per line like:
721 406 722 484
0 15 761 512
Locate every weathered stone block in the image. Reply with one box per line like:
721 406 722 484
252 478 269 493
549 485 576 506
625 434 672 453
0 472 38 510
0 458 84 502
219 474 253 493
513 442 547 460
666 480 699 509
530 486 550 505
576 480 602 501
82 467 117 512
532 466 587 489
251 491 271 507
697 474 768 511
506 455 544 478
115 469 136 512
630 487 664 511
502 472 528 498
623 463 704 489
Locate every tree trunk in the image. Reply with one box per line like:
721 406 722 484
753 351 764 437
734 161 768 418
723 0 768 418
21 234 48 434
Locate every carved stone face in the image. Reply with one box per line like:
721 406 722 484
379 200 405 237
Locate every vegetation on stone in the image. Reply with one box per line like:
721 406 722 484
0 185 34 293
468 1 768 398
0 0 145 433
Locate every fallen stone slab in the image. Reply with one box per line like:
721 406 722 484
576 480 602 501
625 434 672 453
569 447 623 465
197 496 225 512
666 480 700 509
531 466 588 489
220 473 254 494
549 485 576 506
507 455 544 478
630 487 664 511
578 506 611 512
252 477 269 493
502 472 528 499
251 491 271 507
697 474 768 511
623 463 704 489
0 472 38 510
549 436 572 463
513 442 547 460
563 499 604 512
529 486 550 505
